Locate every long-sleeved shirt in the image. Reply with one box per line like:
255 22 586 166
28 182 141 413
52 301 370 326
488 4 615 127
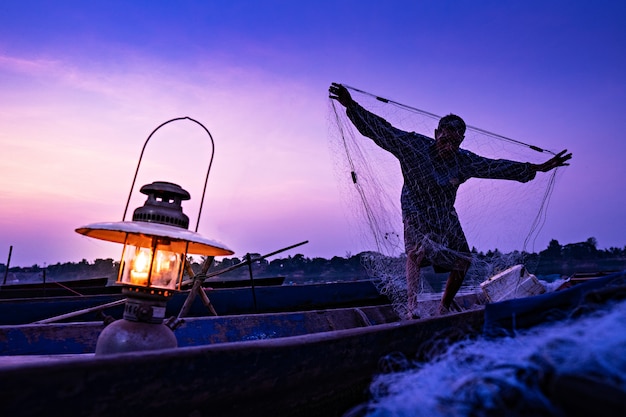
346 101 536 242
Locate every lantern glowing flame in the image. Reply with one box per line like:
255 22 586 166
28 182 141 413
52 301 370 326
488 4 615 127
76 181 233 297
76 218 233 297
121 240 182 290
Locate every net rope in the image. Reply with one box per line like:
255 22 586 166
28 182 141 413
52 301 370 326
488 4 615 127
327 84 560 318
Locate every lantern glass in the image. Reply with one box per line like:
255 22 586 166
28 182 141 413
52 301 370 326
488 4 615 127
118 239 184 290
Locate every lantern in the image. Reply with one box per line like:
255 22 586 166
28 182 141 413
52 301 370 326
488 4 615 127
77 181 233 297
75 117 233 354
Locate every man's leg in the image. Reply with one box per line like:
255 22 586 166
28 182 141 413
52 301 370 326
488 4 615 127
440 257 471 312
406 247 424 318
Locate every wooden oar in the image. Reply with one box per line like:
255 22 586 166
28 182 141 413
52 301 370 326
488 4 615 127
176 257 218 320
172 241 310 326
33 299 126 324
180 240 309 287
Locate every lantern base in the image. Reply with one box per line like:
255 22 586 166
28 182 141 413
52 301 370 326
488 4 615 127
95 318 177 355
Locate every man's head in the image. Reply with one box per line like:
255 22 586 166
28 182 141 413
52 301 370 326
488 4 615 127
435 114 466 158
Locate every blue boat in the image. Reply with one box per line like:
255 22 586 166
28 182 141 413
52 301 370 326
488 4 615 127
0 277 113 299
0 279 390 325
0 271 623 417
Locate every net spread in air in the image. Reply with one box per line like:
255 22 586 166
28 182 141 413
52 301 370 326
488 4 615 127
328 84 561 318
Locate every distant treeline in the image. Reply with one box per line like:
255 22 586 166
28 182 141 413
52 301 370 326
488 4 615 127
2 237 626 284
524 237 626 275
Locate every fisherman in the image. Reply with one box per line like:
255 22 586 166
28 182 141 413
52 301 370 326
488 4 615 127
329 83 572 317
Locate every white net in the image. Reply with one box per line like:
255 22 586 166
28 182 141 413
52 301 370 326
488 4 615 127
328 84 561 318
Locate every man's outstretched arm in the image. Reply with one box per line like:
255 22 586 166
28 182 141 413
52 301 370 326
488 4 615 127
328 82 418 153
531 149 572 173
329 82 354 107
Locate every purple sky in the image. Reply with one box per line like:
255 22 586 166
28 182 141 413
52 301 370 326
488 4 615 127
1 1 625 267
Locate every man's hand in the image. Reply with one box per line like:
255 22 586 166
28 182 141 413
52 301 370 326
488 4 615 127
533 149 572 172
329 83 354 107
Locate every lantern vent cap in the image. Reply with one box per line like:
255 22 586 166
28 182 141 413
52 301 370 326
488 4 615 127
132 181 190 229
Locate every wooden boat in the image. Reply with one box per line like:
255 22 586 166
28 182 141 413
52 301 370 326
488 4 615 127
197 275 285 288
0 305 482 417
0 275 287 300
0 276 113 299
484 269 626 335
0 271 623 417
0 279 390 325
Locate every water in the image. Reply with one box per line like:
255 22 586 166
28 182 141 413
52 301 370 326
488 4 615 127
350 297 626 417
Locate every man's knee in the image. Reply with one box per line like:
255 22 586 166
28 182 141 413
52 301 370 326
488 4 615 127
453 255 471 272
407 246 425 262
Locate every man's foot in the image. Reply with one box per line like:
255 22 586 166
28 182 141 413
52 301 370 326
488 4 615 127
449 299 462 312
438 299 463 316
437 303 450 316
405 310 421 320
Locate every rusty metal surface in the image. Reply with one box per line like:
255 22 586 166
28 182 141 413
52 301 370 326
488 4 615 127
0 305 400 356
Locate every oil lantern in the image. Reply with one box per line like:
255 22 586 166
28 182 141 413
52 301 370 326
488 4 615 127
75 117 233 354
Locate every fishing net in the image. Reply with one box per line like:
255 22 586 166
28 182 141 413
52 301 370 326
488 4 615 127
327 84 561 318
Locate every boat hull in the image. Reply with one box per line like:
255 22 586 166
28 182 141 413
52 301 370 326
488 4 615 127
0 307 484 417
1 272 624 417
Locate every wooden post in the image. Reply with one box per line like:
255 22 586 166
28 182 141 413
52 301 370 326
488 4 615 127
3 246 12 285
246 253 258 312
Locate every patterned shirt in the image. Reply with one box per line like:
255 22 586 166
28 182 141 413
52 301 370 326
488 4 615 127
346 101 536 251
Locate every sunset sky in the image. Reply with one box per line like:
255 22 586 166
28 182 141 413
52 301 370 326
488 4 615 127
1 1 625 267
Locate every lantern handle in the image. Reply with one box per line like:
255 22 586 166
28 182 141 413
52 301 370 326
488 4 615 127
122 116 215 233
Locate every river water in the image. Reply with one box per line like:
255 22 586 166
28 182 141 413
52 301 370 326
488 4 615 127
347 296 626 417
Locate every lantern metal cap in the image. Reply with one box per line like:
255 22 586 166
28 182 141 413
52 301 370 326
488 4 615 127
75 221 234 256
132 181 191 229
